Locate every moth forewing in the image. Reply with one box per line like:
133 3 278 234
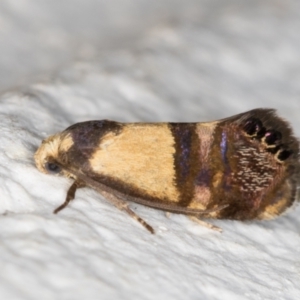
35 109 300 233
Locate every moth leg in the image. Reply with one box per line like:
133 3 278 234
188 216 222 232
54 180 85 214
99 190 154 234
121 203 155 234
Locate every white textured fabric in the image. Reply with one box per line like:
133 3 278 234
0 1 300 299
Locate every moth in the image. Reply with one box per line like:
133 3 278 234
35 108 300 233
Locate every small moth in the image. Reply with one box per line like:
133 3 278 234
35 108 300 233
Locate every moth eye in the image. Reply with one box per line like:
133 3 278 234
264 130 282 145
243 118 263 136
45 162 61 174
277 149 292 161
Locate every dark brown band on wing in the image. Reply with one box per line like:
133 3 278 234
168 123 200 207
64 120 122 167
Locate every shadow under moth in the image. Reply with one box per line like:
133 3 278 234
34 108 300 234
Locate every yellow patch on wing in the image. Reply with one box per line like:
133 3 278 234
258 179 294 220
90 123 180 201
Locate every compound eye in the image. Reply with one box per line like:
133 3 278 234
45 162 61 174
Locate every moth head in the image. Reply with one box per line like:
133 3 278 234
34 134 64 175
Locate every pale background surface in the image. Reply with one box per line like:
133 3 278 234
0 1 300 299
